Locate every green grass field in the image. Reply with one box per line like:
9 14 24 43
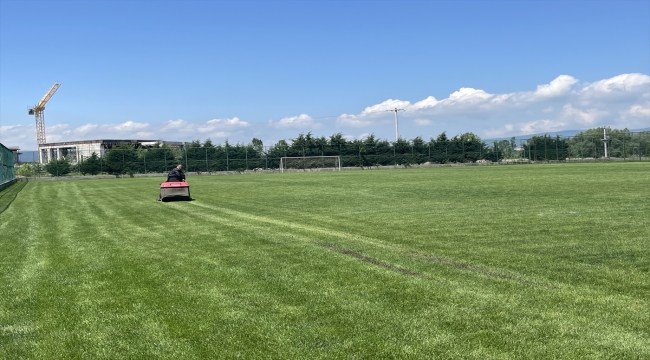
1 162 649 359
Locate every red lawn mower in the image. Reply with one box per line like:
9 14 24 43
158 166 192 202
158 181 192 202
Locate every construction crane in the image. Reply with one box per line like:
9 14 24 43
28 82 60 146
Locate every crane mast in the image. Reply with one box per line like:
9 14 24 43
29 83 60 146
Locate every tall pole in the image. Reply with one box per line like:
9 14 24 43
386 108 404 141
602 128 609 159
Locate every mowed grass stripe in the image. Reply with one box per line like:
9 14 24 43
180 192 650 355
0 181 48 358
185 199 562 290
1 163 649 358
70 181 232 358
79 180 450 358
65 181 197 358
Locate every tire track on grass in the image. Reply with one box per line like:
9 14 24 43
161 201 431 280
316 243 430 279
186 202 556 288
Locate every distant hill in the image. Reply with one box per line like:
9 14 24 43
484 127 649 143
18 151 38 163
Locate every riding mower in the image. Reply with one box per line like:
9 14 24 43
158 181 192 202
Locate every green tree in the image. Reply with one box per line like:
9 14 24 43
265 140 289 169
567 127 650 159
185 139 204 172
104 143 140 176
45 158 71 176
411 136 428 164
79 152 103 175
16 163 34 177
142 143 178 173
430 132 450 164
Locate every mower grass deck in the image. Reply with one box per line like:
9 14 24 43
158 181 192 201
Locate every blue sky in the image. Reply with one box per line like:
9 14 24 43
1 0 649 150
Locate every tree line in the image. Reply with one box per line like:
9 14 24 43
15 127 650 177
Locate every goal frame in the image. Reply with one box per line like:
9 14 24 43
279 156 341 173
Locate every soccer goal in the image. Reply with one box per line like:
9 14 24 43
279 156 341 173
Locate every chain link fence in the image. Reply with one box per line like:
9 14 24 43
15 131 650 177
1 143 16 187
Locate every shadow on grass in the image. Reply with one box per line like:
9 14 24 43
0 180 28 215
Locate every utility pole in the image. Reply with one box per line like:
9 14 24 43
602 128 609 159
386 108 404 141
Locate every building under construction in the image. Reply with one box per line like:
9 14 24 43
29 83 184 164
37 139 186 164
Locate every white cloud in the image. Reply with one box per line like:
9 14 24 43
627 104 650 118
161 119 188 130
112 121 149 132
446 87 493 104
580 73 650 98
361 99 411 115
198 117 249 132
486 124 515 138
410 96 439 111
268 114 320 129
73 124 98 135
336 114 374 127
3 73 648 151
561 104 608 124
519 120 567 134
0 125 32 148
532 75 578 98
333 73 648 139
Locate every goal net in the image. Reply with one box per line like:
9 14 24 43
279 156 341 173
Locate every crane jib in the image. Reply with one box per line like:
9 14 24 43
37 83 60 109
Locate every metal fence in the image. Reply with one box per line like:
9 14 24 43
15 132 650 177
1 143 16 186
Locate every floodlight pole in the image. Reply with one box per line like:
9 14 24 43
387 108 404 141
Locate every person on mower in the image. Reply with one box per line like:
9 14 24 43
167 164 186 182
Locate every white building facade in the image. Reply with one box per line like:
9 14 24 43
37 139 185 164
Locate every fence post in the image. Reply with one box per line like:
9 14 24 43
359 144 361 165
144 152 147 173
593 137 596 159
